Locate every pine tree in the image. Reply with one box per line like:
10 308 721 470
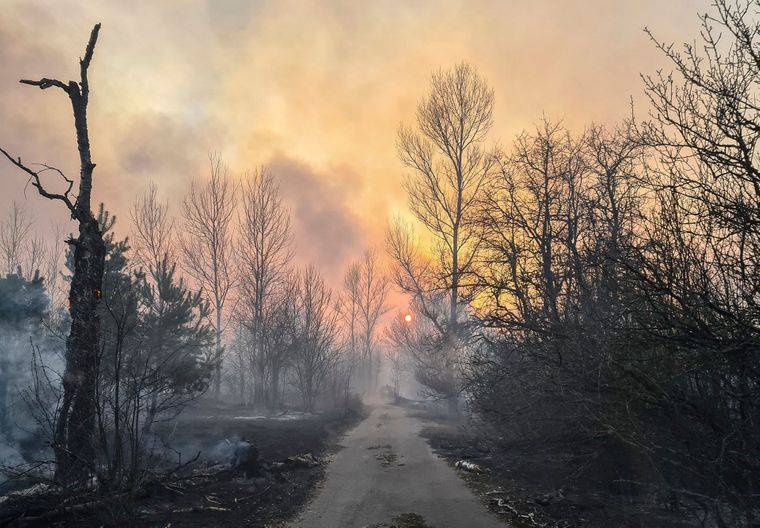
64 206 213 488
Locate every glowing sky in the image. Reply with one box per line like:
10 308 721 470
0 0 707 284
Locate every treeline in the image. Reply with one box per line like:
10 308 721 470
0 113 391 493
175 162 389 411
0 167 388 489
388 2 759 525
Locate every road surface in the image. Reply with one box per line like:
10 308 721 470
291 403 504 527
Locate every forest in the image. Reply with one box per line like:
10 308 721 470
0 1 758 527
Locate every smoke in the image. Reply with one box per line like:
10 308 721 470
0 332 58 479
0 438 24 468
206 436 243 465
0 274 63 479
269 156 364 283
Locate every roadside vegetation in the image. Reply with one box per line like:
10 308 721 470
388 2 760 526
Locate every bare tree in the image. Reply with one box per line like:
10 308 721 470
264 275 300 409
621 2 760 519
338 261 361 390
338 251 389 390
0 203 33 276
390 63 496 409
291 265 341 412
0 204 65 298
383 316 407 402
0 24 106 485
43 221 68 314
396 62 496 329
477 119 588 341
179 154 237 398
237 167 293 407
130 182 174 273
469 20 760 516
356 249 390 386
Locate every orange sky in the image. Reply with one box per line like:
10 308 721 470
0 0 707 285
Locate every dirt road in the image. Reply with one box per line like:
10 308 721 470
291 404 504 527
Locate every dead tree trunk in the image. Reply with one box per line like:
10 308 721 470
0 24 105 486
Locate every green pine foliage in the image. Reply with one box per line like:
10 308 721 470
63 205 213 488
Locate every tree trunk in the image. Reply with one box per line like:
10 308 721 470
239 361 245 405
0 362 8 433
270 366 280 410
366 347 373 389
18 24 109 487
214 309 222 398
254 358 266 406
55 217 105 485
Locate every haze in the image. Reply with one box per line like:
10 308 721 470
0 0 705 285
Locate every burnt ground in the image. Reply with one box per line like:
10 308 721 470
0 403 365 528
413 406 696 528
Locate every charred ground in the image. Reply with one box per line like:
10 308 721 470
0 402 364 527
416 404 695 528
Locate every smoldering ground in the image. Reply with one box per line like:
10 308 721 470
0 401 364 527
0 273 63 478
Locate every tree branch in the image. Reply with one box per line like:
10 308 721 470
19 78 71 93
79 23 101 101
0 146 76 213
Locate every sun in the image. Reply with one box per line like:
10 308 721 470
404 313 413 323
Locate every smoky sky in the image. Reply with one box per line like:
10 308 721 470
269 156 363 283
0 0 709 289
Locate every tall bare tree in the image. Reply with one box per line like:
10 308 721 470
291 265 341 412
338 251 389 390
356 249 390 386
237 167 293 407
263 275 299 409
338 262 361 389
477 119 588 340
179 155 236 397
0 203 59 285
395 62 496 330
0 24 106 485
389 62 496 407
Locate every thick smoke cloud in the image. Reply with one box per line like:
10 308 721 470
0 0 708 281
269 156 363 283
